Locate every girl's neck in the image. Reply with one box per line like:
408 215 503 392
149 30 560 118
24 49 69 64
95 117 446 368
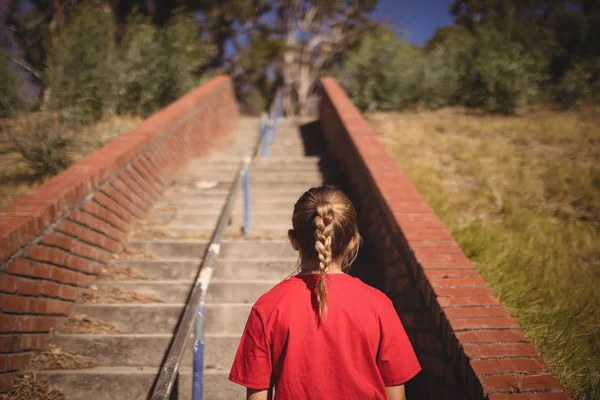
299 258 344 275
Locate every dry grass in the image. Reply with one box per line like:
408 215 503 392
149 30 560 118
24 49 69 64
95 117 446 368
0 344 96 399
55 314 121 334
98 265 148 280
369 106 600 400
0 114 141 209
77 285 162 304
0 375 68 400
24 345 95 372
112 246 156 260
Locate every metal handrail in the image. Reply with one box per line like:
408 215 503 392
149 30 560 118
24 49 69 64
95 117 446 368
149 92 283 400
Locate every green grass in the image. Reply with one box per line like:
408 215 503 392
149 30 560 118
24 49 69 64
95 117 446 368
369 107 600 400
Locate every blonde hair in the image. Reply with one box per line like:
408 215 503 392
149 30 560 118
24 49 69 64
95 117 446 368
291 185 361 320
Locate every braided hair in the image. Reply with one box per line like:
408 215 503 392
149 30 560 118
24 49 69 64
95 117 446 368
291 186 360 320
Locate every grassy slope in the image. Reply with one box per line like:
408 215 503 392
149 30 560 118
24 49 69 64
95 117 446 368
0 115 141 209
369 107 599 400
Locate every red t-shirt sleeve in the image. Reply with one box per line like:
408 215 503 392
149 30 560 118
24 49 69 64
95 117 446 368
228 307 272 389
377 299 421 386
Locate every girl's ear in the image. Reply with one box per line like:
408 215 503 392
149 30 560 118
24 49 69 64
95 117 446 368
347 233 360 251
288 229 299 251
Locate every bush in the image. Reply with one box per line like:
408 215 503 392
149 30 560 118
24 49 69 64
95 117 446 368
469 30 544 114
419 35 475 109
159 9 207 105
46 4 118 123
4 113 73 177
117 12 163 117
117 9 207 116
555 60 600 109
0 51 24 118
344 31 423 112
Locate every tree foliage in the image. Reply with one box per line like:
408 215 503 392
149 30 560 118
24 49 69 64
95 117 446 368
0 50 24 118
46 4 119 123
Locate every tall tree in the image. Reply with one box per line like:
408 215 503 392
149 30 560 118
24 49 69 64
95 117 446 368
275 0 378 116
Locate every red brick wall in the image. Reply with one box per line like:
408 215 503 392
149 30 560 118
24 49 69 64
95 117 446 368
0 75 239 390
318 77 570 400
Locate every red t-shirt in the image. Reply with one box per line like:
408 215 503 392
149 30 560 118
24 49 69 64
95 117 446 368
228 273 421 399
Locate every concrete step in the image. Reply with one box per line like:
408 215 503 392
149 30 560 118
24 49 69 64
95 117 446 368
111 259 296 281
50 333 240 368
127 240 296 259
95 280 279 303
187 156 320 167
39 368 242 400
111 259 296 280
153 195 306 211
75 303 251 334
175 171 322 183
149 211 292 226
164 182 314 195
149 225 290 240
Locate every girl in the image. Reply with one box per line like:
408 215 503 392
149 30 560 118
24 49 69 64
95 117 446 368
229 186 421 400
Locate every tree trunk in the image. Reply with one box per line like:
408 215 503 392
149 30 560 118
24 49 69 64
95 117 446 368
282 3 298 117
297 62 311 117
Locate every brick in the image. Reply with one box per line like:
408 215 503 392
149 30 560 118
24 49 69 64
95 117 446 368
430 278 488 288
488 393 571 400
7 353 30 370
60 285 77 301
471 358 548 375
0 294 29 313
68 210 126 243
420 261 476 270
463 342 540 359
17 277 41 296
30 262 54 279
449 316 519 331
41 280 62 298
0 373 16 392
4 259 31 276
0 275 18 293
481 374 564 393
457 329 527 343
0 315 12 332
435 287 493 297
439 296 500 307
444 306 510 318
30 298 71 315
0 335 20 352
93 192 134 223
80 200 128 232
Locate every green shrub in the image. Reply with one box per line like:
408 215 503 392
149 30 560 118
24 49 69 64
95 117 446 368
117 12 163 116
345 31 423 112
46 4 118 123
117 9 208 116
420 35 475 109
470 30 544 114
5 113 73 177
159 9 207 105
555 60 600 109
0 51 24 118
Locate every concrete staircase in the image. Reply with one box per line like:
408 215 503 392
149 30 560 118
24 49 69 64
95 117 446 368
39 118 323 399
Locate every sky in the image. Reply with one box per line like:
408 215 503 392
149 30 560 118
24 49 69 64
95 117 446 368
371 0 456 46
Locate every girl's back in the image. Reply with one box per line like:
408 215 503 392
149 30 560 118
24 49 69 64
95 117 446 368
229 186 420 399
230 273 420 399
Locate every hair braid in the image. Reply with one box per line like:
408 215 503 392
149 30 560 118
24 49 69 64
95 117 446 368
314 203 335 320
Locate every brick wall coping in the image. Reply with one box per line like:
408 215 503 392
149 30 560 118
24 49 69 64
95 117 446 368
0 75 230 264
319 77 571 400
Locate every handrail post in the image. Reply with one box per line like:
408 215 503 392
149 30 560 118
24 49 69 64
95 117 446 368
242 161 250 237
261 113 270 158
192 305 206 400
